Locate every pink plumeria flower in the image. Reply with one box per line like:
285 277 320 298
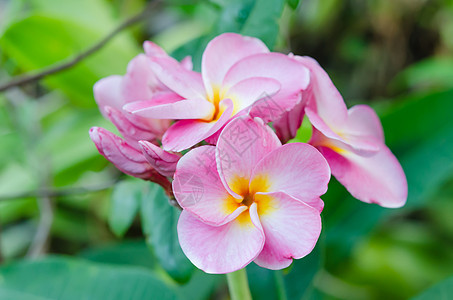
172 116 330 274
90 42 185 179
124 33 310 152
295 56 407 208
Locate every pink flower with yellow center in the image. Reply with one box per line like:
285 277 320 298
124 33 310 152
278 56 408 207
172 116 331 273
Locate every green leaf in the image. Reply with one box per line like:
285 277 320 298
172 0 285 66
283 245 321 299
0 256 180 300
411 276 453 300
0 14 138 107
0 288 48 300
286 0 301 10
241 0 286 48
108 180 142 237
140 183 194 283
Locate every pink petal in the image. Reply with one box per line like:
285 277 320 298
295 56 348 128
316 137 408 208
172 145 247 225
253 192 322 270
122 54 165 103
104 106 159 146
201 33 269 98
306 107 381 156
344 104 385 143
273 97 306 143
162 98 234 151
180 56 193 70
93 75 124 118
250 143 330 211
178 203 264 274
225 77 281 113
124 97 214 120
143 41 168 57
149 55 206 100
139 141 181 177
223 53 310 121
216 116 281 198
89 127 161 181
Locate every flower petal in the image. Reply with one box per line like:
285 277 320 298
202 33 269 98
223 53 310 121
316 138 408 208
306 107 381 156
295 56 348 128
273 97 305 143
124 97 214 120
104 106 160 146
139 141 180 177
93 75 124 118
344 104 385 143
173 145 247 226
216 116 281 198
250 143 330 211
150 55 206 100
122 54 166 103
178 203 264 274
225 77 281 113
162 98 234 151
253 192 322 270
89 127 162 181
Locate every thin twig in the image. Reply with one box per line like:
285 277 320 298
26 193 53 258
0 0 160 92
0 181 117 201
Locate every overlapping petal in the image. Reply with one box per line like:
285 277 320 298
253 192 322 269
316 138 407 208
173 146 247 226
139 141 181 177
178 204 264 274
201 33 269 98
249 143 330 211
162 99 235 152
89 127 163 181
216 116 281 198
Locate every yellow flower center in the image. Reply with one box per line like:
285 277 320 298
223 174 275 225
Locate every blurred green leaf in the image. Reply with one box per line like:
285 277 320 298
173 0 285 67
241 0 285 48
140 183 194 283
0 288 47 300
412 276 453 300
79 240 156 269
391 57 453 92
283 245 321 300
0 256 180 300
382 89 453 153
0 12 137 107
286 0 301 10
108 180 142 237
247 263 279 300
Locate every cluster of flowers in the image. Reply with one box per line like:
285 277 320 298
90 33 407 274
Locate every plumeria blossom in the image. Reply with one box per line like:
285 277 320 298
172 116 331 273
285 56 408 208
124 33 311 151
90 42 185 183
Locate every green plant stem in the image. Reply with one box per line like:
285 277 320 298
226 268 253 300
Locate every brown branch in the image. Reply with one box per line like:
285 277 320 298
0 0 160 92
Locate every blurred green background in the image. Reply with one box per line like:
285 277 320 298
0 0 452 299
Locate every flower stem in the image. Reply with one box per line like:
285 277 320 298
226 268 253 300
